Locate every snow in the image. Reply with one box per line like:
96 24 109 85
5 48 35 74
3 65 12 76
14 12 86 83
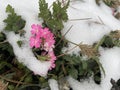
48 79 59 90
100 47 120 90
0 0 120 90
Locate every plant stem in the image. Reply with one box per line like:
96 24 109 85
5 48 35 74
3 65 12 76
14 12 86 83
14 72 29 90
0 40 8 44
94 35 106 51
57 44 78 58
66 39 80 46
69 18 92 21
0 75 28 85
62 63 67 75
55 25 73 47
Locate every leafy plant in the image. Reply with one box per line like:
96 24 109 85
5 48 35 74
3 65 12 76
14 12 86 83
4 4 26 33
101 30 120 48
39 0 69 32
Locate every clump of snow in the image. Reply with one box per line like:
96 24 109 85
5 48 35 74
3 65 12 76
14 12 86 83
48 79 59 90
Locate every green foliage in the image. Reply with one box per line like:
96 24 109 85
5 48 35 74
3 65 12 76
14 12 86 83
0 32 14 56
17 40 23 47
48 54 102 84
39 0 69 32
0 32 6 41
103 0 120 8
101 30 120 48
101 35 114 48
39 0 51 22
8 85 15 90
69 67 78 79
4 4 26 33
103 0 113 6
39 0 102 85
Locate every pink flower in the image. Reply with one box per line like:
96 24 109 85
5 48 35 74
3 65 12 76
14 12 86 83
49 51 56 61
31 24 42 36
42 28 55 51
48 51 56 70
29 24 57 71
49 63 56 70
30 24 55 50
30 36 41 48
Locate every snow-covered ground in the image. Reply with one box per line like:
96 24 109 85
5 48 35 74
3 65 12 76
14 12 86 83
1 0 120 90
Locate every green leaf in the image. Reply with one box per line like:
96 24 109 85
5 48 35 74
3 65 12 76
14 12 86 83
82 61 88 70
36 54 50 61
69 67 78 79
6 4 14 14
24 75 33 83
0 42 14 56
94 75 101 82
4 4 26 33
8 85 15 90
63 54 82 65
92 57 105 76
113 40 120 47
0 61 12 70
17 40 23 47
38 0 69 31
38 0 51 20
4 72 15 79
0 32 6 41
101 36 114 48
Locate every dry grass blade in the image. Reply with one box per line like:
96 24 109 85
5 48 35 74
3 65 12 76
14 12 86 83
96 0 120 8
55 25 73 47
110 30 120 38
79 44 98 58
115 12 120 19
69 18 92 21
0 80 8 90
110 0 120 8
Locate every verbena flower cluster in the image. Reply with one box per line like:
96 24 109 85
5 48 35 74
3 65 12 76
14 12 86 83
30 24 56 70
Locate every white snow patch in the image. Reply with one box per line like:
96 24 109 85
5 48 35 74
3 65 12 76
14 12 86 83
48 79 59 90
100 47 120 90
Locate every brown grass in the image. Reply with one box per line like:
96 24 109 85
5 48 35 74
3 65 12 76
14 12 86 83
0 80 8 90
